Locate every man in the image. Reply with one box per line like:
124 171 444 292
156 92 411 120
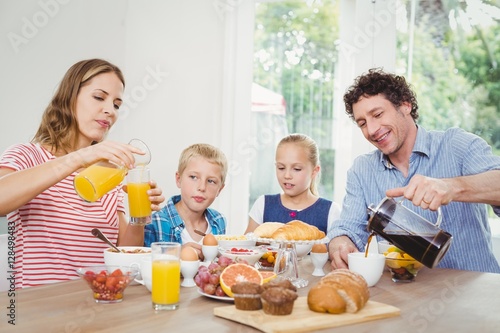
328 68 500 273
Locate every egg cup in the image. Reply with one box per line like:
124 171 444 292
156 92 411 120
310 252 329 276
180 260 200 287
202 245 219 263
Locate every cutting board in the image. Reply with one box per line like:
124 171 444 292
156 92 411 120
213 297 400 333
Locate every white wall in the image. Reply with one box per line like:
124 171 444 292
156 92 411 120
0 0 254 234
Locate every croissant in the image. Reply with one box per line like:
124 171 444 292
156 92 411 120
270 220 325 241
253 222 285 238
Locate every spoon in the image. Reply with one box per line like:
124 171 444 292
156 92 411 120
91 228 121 253
194 229 206 237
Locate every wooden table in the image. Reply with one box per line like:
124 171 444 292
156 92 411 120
1 258 499 332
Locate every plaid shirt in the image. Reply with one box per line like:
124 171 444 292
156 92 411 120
144 195 226 246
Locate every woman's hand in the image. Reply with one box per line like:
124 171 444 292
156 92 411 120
75 141 147 170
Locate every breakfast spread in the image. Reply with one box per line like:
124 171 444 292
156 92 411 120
307 269 369 314
253 220 326 241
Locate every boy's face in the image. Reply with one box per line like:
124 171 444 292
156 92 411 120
176 156 225 213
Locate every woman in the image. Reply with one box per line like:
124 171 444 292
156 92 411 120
0 59 165 288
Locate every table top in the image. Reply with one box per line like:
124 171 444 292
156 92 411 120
1 257 499 332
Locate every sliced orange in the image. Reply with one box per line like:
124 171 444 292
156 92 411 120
260 271 277 283
219 263 263 297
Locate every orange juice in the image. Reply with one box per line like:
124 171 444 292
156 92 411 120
152 260 181 306
74 163 127 202
128 182 152 218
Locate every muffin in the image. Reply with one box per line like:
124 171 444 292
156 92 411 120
231 282 264 311
262 278 297 292
261 287 298 315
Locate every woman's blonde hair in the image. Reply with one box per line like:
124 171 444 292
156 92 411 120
32 58 125 154
178 143 228 184
277 133 321 196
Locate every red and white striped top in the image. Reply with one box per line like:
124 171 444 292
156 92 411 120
0 143 125 289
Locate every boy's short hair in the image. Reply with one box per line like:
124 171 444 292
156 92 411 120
178 143 228 184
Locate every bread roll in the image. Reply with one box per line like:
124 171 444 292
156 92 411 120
307 269 369 314
253 222 284 238
271 220 325 241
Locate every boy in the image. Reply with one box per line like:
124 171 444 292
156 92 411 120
144 143 228 260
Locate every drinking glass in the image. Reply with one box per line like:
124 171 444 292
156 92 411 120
127 167 152 225
151 242 181 311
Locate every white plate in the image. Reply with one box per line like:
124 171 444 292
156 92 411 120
197 288 233 302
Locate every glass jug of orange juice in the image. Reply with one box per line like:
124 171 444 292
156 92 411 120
74 139 151 202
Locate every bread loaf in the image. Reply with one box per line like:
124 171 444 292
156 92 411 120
307 269 369 314
253 222 285 238
271 220 325 241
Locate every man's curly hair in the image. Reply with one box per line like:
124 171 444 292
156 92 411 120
343 68 419 122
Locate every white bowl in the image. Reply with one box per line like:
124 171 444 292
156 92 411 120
135 257 152 292
215 235 256 249
295 243 313 258
103 246 152 270
218 246 265 266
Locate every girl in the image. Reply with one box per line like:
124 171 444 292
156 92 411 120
0 59 165 288
245 133 340 236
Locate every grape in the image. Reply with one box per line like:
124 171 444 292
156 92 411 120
199 270 210 284
194 273 202 287
203 283 216 295
208 262 219 271
218 256 234 267
215 286 226 297
208 273 219 285
198 265 208 273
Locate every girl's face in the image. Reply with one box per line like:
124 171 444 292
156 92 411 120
176 156 225 214
275 142 319 197
75 72 124 147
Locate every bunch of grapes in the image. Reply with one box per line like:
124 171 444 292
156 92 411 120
194 256 235 296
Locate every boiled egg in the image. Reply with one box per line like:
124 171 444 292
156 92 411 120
311 244 327 253
180 247 199 261
202 234 218 246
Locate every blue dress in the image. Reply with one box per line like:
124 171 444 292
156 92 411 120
262 194 332 234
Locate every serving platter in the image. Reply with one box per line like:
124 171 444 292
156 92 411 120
197 288 234 302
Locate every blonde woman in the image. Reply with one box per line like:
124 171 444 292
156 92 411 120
0 59 164 288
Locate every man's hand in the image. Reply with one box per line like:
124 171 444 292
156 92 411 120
386 174 453 211
328 236 358 269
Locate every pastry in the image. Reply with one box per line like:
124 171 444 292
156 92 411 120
231 282 263 311
261 287 298 315
271 220 325 241
307 269 369 314
253 222 284 238
262 278 297 292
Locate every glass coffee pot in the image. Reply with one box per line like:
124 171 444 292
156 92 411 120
367 197 452 268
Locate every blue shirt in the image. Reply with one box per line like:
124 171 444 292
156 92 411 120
329 126 500 273
144 195 226 246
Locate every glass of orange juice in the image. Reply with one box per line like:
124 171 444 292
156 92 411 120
151 242 181 311
127 167 152 225
74 139 151 202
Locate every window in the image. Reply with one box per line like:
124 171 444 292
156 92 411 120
250 0 340 206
